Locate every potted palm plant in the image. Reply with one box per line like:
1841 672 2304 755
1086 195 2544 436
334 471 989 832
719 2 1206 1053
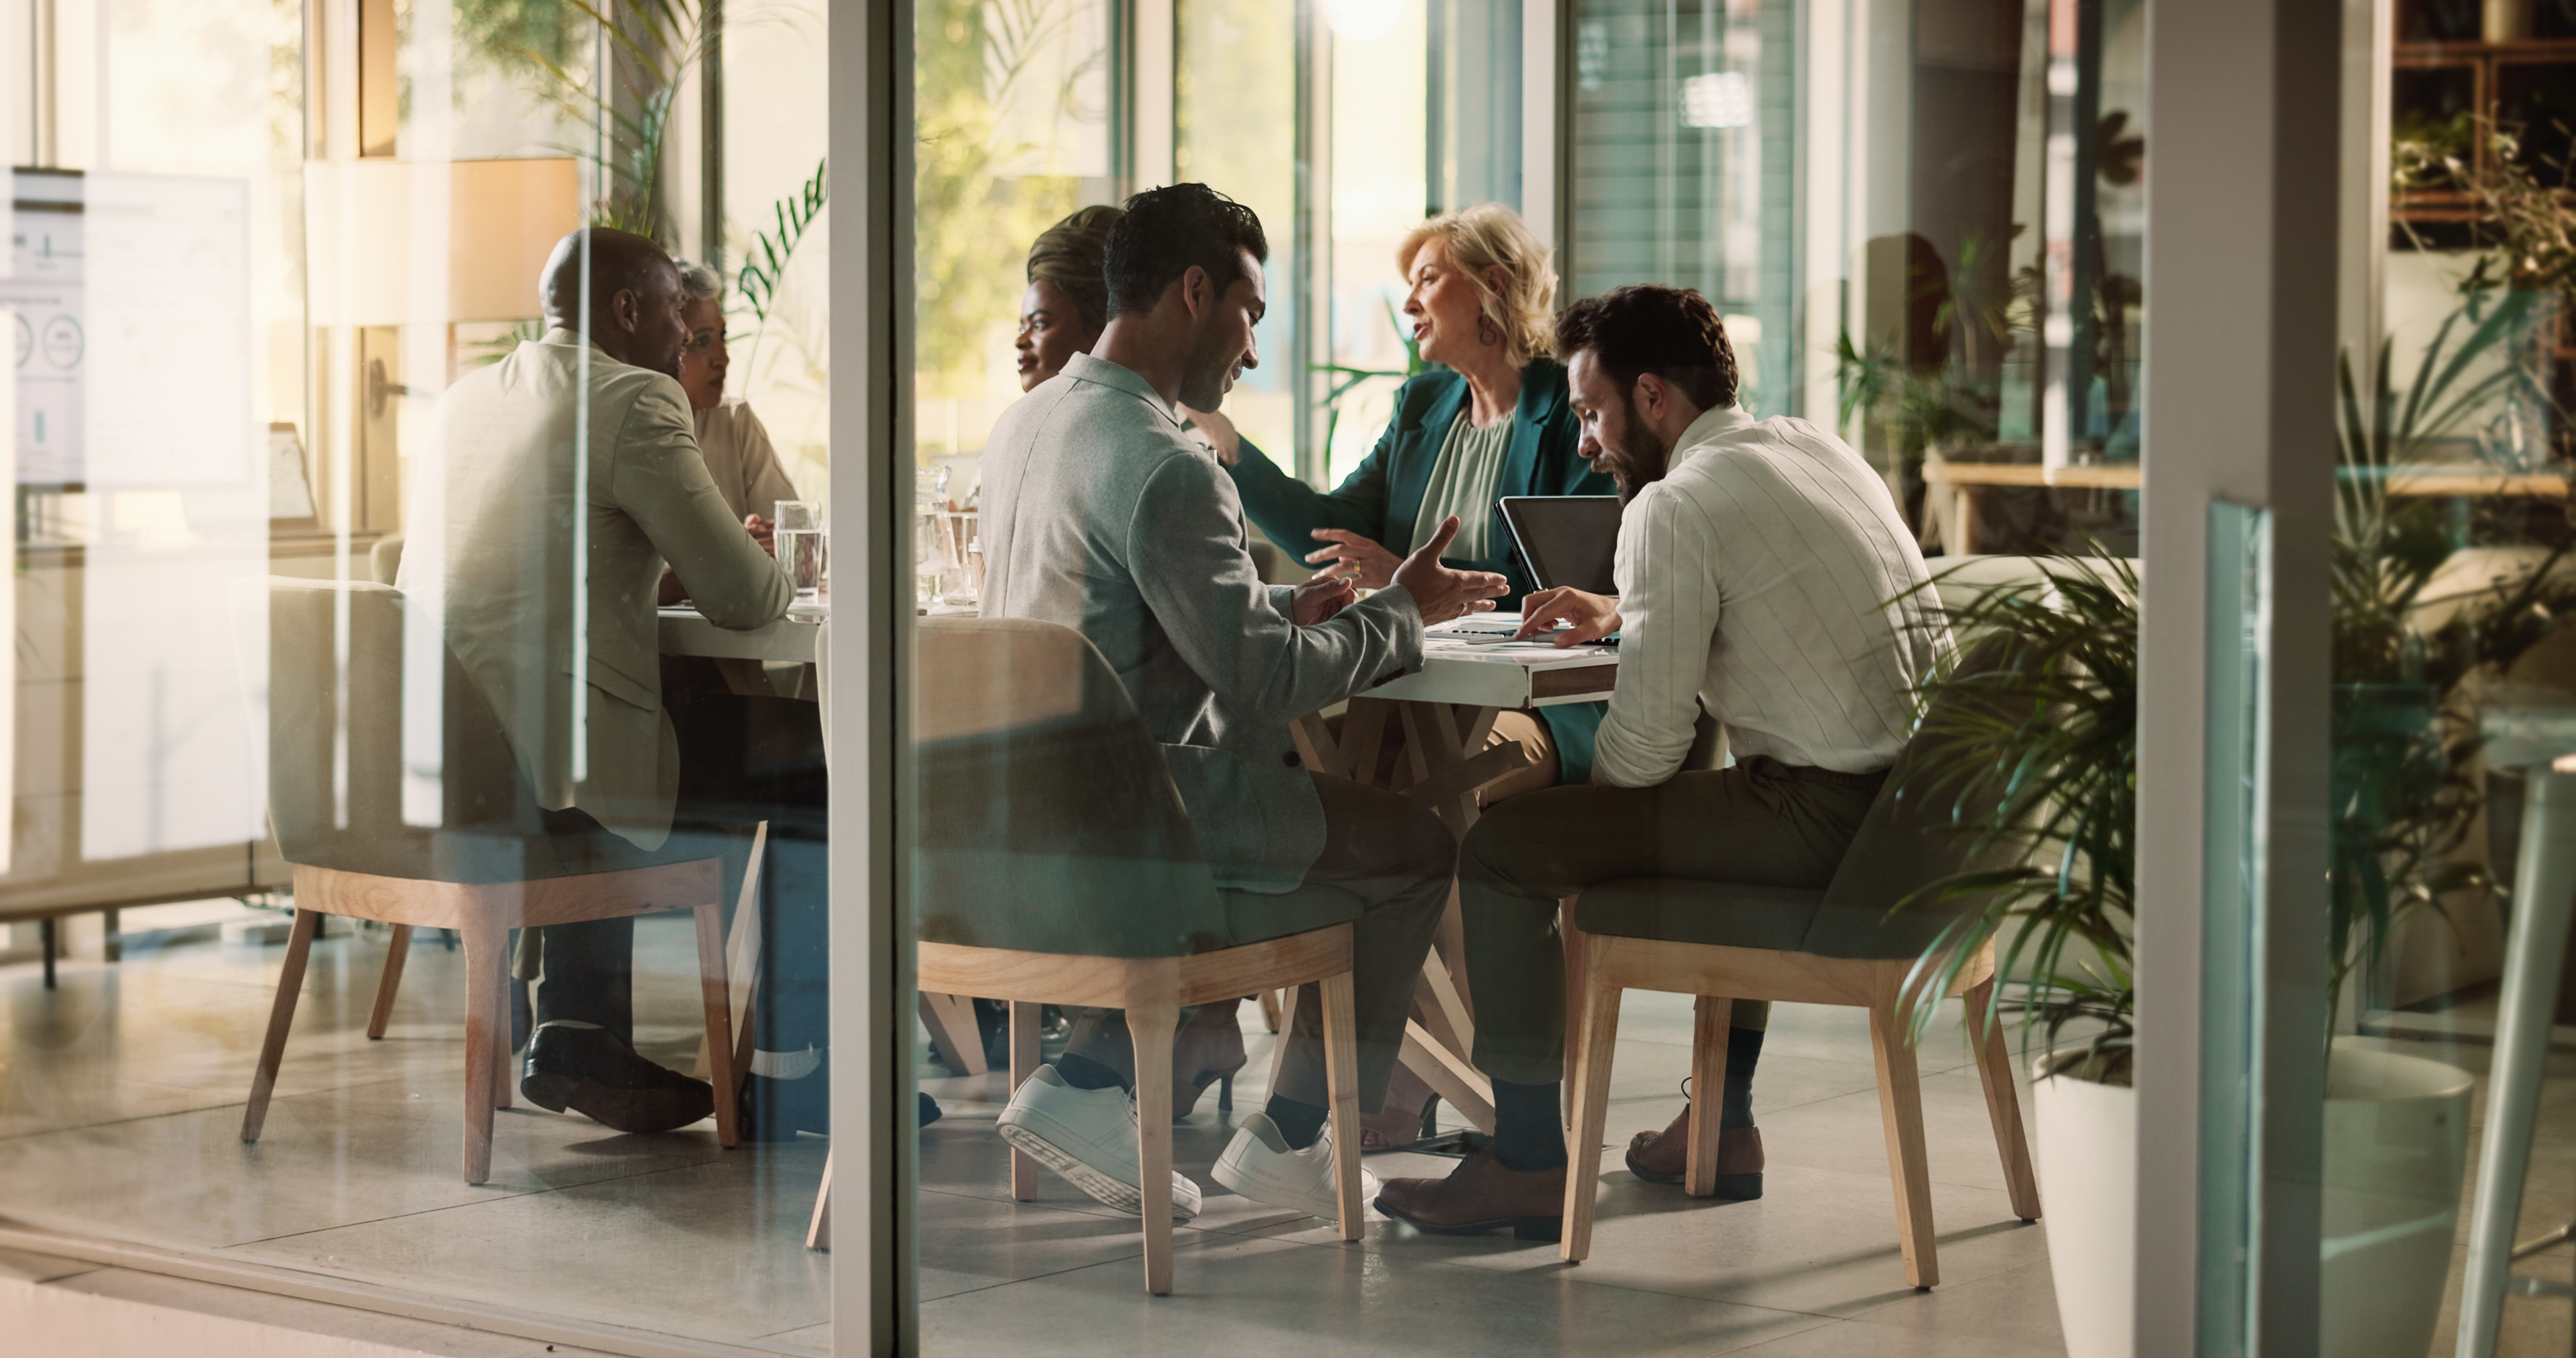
1892 266 2576 1355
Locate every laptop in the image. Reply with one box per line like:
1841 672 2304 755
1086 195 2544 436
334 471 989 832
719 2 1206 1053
1499 495 1623 595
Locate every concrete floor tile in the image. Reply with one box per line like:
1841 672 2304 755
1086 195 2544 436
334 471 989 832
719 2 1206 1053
917 1229 1835 1357
237 1152 832 1342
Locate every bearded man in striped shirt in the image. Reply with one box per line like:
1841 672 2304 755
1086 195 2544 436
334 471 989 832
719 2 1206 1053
1375 284 1953 1240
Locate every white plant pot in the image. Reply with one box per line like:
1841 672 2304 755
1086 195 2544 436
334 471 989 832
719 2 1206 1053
2029 1041 2471 1358
2318 1039 2473 1358
2031 1060 2135 1358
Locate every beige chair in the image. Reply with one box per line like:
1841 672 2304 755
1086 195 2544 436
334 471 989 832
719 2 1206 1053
1559 637 2041 1288
235 577 741 1183
910 617 1369 1295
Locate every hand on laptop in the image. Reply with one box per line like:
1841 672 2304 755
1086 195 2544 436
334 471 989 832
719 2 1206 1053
1394 516 1509 626
1306 529 1403 590
1517 587 1621 646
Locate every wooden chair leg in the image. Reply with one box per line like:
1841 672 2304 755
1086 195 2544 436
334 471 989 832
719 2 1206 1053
241 907 321 1144
1965 978 2042 1222
919 991 989 1076
1560 948 1624 1262
694 902 741 1149
1009 1001 1043 1201
807 1150 833 1251
366 924 412 1040
695 820 768 1086
1868 996 1940 1289
1258 988 1284 1034
1685 996 1732 1196
1319 970 1365 1240
1561 907 1587 1127
1128 995 1180 1295
461 920 509 1184
492 990 514 1110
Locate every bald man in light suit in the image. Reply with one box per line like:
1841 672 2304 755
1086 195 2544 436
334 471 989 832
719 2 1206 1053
401 228 828 1139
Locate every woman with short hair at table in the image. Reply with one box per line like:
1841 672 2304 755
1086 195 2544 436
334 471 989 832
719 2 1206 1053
673 259 801 527
1180 203 1613 807
1016 204 1123 391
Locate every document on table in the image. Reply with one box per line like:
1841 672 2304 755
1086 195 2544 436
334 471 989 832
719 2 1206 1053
1424 613 1614 665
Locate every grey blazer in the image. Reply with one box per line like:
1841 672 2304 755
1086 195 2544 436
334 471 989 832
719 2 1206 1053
399 329 792 849
978 352 1425 892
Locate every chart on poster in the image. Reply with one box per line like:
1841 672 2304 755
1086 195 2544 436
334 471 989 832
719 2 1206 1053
6 169 85 485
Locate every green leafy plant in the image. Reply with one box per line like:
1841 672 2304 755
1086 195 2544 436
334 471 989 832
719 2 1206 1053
1313 299 1430 462
1891 550 2139 1079
513 0 717 243
731 157 828 389
739 158 828 325
2331 276 2576 1005
914 0 1107 390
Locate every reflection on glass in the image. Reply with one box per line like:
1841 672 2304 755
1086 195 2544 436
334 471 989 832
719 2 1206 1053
0 2 834 1350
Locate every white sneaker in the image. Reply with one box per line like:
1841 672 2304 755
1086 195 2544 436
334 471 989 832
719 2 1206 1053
1211 1112 1378 1220
996 1064 1201 1222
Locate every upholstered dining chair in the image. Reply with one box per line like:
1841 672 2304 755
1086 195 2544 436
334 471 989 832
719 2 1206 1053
1558 636 2042 1289
907 616 1370 1295
233 577 742 1184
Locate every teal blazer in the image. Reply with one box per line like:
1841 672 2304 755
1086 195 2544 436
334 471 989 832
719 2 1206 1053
1223 358 1613 783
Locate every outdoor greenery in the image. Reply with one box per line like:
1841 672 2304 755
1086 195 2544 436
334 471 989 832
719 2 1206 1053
914 0 1102 393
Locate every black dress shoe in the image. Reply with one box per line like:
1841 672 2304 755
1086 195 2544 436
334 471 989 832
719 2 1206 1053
520 1023 714 1134
739 1054 831 1142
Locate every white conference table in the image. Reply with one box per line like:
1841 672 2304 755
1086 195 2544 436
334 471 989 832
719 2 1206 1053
1288 616 1618 1134
657 600 1619 1132
658 599 828 663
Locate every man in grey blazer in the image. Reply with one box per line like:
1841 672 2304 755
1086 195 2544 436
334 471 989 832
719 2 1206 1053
402 228 827 1137
980 184 1509 1222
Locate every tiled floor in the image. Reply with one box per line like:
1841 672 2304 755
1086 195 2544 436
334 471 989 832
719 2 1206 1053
0 912 830 1352
6 907 2576 1355
915 993 2063 1357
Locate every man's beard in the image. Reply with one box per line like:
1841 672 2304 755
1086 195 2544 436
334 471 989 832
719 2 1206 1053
1609 395 1673 506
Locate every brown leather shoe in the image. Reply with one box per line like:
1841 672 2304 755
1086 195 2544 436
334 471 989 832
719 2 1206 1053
1374 1148 1565 1240
1624 1103 1764 1199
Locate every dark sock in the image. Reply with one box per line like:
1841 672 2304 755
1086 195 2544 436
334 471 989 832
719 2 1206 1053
1719 1025 1764 1129
1055 1052 1130 1092
1491 1078 1568 1172
1264 1096 1329 1149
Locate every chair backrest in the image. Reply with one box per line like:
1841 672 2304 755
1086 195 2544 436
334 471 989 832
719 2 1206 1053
1803 632 2023 959
235 575 611 883
910 616 1232 958
370 534 406 586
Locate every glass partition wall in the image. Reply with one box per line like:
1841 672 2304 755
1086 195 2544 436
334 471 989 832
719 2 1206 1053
904 0 2146 1350
1 1 836 1351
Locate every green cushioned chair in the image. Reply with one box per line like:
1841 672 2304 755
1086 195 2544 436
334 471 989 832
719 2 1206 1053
1559 636 2043 1288
233 576 742 1183
911 616 1368 1295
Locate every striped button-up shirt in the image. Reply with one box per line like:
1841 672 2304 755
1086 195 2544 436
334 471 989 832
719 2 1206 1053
1593 404 1951 789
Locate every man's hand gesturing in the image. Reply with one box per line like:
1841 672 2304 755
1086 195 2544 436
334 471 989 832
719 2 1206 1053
1391 515 1509 626
1291 573 1357 625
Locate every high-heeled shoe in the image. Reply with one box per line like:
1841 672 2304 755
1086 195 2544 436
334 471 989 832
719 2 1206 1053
1171 1002 1248 1121
1360 1059 1441 1152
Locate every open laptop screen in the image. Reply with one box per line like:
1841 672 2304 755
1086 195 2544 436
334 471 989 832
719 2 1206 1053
1499 495 1623 594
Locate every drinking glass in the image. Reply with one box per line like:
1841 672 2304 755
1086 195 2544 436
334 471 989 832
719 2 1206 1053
775 500 828 600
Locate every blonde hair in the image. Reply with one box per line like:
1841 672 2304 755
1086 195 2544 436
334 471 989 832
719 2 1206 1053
1397 204 1559 371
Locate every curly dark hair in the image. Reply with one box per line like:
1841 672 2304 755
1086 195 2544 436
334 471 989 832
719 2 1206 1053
1104 183 1269 318
1553 284 1738 411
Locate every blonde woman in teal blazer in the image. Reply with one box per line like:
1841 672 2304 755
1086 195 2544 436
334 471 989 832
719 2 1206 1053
1184 204 1612 788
